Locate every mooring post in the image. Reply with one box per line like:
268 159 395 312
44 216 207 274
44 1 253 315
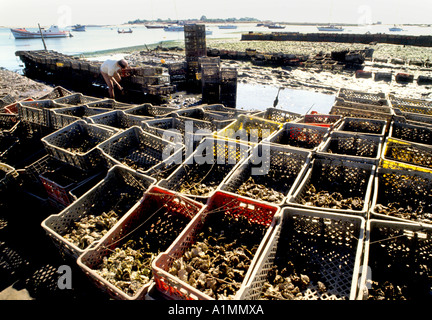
38 23 47 51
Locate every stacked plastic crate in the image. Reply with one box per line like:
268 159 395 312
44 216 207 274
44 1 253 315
184 24 207 92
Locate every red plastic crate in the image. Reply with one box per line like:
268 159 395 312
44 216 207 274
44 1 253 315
4 98 34 114
152 191 280 300
77 186 204 300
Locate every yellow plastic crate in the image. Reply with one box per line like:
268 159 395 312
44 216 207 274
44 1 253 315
382 137 432 171
215 114 283 145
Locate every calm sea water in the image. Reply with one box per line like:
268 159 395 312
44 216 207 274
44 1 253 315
2 22 430 110
2 22 432 72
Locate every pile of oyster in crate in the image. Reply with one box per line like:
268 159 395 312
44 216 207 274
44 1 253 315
63 210 119 249
94 207 191 297
300 184 364 210
236 176 285 204
168 212 267 299
179 164 231 196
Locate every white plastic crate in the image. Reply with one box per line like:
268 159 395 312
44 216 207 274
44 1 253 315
239 207 365 300
252 107 302 124
370 166 432 225
157 137 251 203
142 117 212 149
337 88 388 106
97 126 183 175
388 120 432 146
41 165 156 259
41 120 119 171
287 154 376 217
265 122 330 152
216 114 282 146
358 219 432 300
317 131 383 164
335 117 387 136
218 144 311 206
77 186 204 300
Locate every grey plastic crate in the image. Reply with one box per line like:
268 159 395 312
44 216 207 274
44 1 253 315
371 166 432 225
317 131 383 164
335 117 387 136
334 99 393 114
50 105 108 130
87 110 145 130
41 120 119 171
123 103 177 118
17 99 63 128
358 220 432 300
41 165 156 259
98 126 183 175
218 144 312 206
0 113 20 136
287 154 376 216
0 162 19 192
201 104 250 116
239 207 365 300
54 93 101 107
86 99 134 110
158 137 251 203
266 122 330 152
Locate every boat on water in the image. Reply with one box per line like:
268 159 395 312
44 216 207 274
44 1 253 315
118 28 133 33
71 24 85 31
389 25 403 31
10 25 72 39
163 25 184 32
267 24 285 29
317 25 344 32
218 25 237 29
145 24 165 29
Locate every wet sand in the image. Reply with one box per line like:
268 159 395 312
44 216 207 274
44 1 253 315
123 38 432 101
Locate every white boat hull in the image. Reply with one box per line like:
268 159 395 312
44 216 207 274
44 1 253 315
11 27 71 39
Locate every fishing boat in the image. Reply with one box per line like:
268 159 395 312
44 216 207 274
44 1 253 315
118 28 133 33
389 25 403 31
145 24 165 29
163 25 184 32
71 24 85 31
218 25 237 29
10 25 72 39
267 24 285 29
317 25 344 32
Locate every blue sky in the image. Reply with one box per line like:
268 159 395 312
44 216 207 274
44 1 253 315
1 0 430 27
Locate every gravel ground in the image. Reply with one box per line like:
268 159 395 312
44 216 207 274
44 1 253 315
0 68 53 102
